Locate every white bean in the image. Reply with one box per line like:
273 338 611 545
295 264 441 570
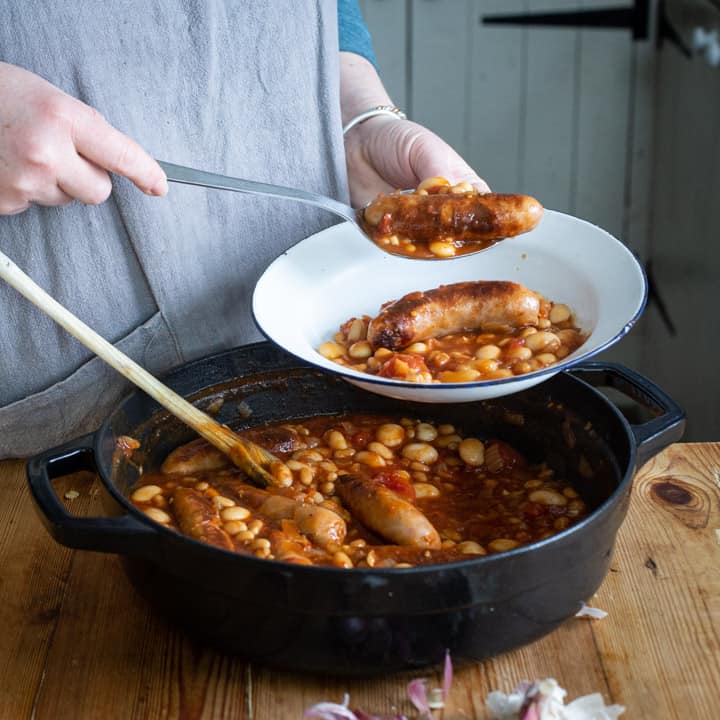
144 507 171 524
376 423 405 448
221 506 251 522
415 423 438 442
401 443 439 465
458 438 485 467
131 485 162 503
549 304 571 324
524 332 560 353
529 489 568 506
475 344 501 360
413 482 440 499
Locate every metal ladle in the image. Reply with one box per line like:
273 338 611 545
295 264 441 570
157 160 493 260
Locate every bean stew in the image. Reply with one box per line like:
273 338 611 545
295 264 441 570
129 414 589 568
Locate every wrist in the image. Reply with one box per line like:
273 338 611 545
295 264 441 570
339 51 394 126
342 105 406 135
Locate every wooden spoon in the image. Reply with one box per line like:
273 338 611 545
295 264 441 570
0 249 277 488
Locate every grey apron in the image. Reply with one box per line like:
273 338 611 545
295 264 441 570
0 0 347 457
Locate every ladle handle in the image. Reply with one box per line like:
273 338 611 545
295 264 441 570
0 250 274 483
157 160 357 224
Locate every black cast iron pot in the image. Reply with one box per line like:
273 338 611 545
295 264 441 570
27 342 684 675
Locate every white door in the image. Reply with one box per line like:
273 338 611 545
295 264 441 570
359 0 657 369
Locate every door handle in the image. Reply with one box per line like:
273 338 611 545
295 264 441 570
481 0 650 40
480 0 692 56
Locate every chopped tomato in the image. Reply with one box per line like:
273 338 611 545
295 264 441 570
377 212 393 236
377 353 432 383
505 337 526 351
372 470 416 503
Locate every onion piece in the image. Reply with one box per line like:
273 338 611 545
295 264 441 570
406 679 430 715
575 602 608 620
303 701 358 720
486 678 624 720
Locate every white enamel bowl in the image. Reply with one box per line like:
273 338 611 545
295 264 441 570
252 210 647 403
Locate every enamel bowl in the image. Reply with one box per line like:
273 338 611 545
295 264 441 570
252 211 647 403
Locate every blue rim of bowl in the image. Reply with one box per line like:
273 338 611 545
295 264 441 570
252 223 649 391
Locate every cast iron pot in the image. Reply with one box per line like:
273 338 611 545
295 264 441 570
27 342 685 675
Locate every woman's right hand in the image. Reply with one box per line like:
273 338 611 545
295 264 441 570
0 62 167 216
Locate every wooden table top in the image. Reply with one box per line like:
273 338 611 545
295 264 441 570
1 442 719 719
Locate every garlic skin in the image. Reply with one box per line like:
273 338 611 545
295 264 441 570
486 678 625 720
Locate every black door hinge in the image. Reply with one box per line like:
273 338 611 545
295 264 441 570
481 1 692 58
481 0 650 40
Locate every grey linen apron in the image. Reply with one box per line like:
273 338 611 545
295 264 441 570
0 0 348 457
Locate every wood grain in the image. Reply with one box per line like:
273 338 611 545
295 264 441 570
1 444 718 719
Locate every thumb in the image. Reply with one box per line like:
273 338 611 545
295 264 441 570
408 126 491 192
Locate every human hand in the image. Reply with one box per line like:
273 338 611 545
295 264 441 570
344 115 490 208
0 62 167 216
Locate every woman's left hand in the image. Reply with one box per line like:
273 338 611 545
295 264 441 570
344 115 490 208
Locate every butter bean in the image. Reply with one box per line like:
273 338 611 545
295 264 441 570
354 450 387 468
529 489 567 506
549 304 571 324
143 507 171 524
475 344 501 360
414 423 438 442
221 506 251 522
131 485 162 503
458 541 486 555
317 341 344 359
376 423 405 447
402 443 439 465
458 438 485 467
348 341 372 359
488 538 520 553
413 482 440 499
367 441 394 459
525 332 560 353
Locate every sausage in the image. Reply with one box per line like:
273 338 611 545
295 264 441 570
172 487 234 550
336 474 441 550
367 280 541 351
161 426 305 475
162 438 230 474
362 192 543 244
215 480 347 549
292 504 347 548
242 425 306 454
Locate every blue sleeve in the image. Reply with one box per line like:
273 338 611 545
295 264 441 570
338 0 378 69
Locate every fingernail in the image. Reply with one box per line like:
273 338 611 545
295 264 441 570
148 177 168 196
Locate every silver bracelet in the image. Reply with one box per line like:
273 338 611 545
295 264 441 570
342 105 407 135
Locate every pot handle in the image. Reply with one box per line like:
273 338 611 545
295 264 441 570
26 432 159 554
569 362 686 467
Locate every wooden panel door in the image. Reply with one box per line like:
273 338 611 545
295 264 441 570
359 0 656 371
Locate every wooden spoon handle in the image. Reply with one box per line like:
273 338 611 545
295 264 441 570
0 250 275 486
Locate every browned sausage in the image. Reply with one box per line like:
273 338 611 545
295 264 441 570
336 475 441 549
161 426 305 476
162 438 230 475
215 480 347 549
362 192 543 244
172 487 234 550
292 504 347 547
242 425 306 454
367 280 541 351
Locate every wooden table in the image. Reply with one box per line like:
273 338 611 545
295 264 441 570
1 443 719 719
